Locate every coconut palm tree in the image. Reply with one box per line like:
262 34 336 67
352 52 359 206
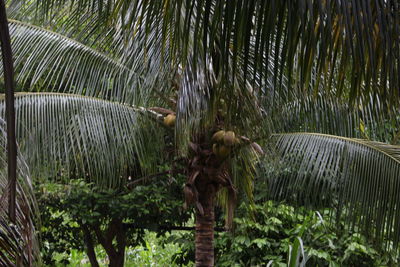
1 0 400 266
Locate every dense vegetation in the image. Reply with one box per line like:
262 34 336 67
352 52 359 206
37 175 400 266
36 174 190 266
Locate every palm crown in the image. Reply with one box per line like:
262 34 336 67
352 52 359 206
1 0 400 266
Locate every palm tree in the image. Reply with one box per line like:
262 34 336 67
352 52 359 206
1 1 400 266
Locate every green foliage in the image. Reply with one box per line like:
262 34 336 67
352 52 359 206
125 232 190 267
58 179 188 227
215 202 399 266
170 201 399 266
36 176 190 265
1 93 166 188
36 183 83 265
47 232 189 266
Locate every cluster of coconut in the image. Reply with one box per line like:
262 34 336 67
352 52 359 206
211 130 240 158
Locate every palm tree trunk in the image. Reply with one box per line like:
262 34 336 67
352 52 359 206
195 186 216 267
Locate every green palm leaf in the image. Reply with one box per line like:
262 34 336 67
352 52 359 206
6 0 115 49
2 20 144 104
0 93 165 188
0 120 39 266
9 1 399 148
267 133 400 247
27 0 400 107
279 92 400 143
1 19 174 107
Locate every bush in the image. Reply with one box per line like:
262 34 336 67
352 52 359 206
36 175 190 265
170 201 399 266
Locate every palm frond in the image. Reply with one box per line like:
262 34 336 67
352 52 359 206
0 119 40 266
13 1 400 150
267 133 400 248
276 91 400 143
6 0 115 49
0 20 147 104
0 19 176 107
34 0 400 106
0 93 165 188
5 1 178 106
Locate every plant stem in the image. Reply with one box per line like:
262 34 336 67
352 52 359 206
82 224 99 267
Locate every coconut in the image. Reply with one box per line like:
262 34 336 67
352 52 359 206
213 143 231 158
233 137 241 145
223 131 236 146
212 130 226 143
212 143 219 155
163 114 176 127
218 145 231 158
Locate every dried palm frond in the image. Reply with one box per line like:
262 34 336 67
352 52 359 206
0 119 40 266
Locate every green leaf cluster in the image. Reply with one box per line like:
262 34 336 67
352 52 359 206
36 176 191 265
170 200 399 266
215 202 399 266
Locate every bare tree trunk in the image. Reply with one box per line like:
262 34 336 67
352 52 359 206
114 223 126 267
82 225 99 267
108 254 124 267
108 226 125 267
0 0 17 224
195 184 216 267
93 219 126 267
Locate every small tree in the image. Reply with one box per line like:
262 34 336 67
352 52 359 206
37 177 190 267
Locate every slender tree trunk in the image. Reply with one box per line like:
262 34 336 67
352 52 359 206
93 219 126 267
115 224 126 266
0 0 17 224
195 184 216 267
108 254 125 267
108 227 125 267
82 225 99 267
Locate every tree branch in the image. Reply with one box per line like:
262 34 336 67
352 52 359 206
115 222 126 257
82 224 99 267
126 169 185 189
123 223 227 232
93 224 117 258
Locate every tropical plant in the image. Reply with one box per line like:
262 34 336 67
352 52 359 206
0 1 400 266
171 201 400 266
